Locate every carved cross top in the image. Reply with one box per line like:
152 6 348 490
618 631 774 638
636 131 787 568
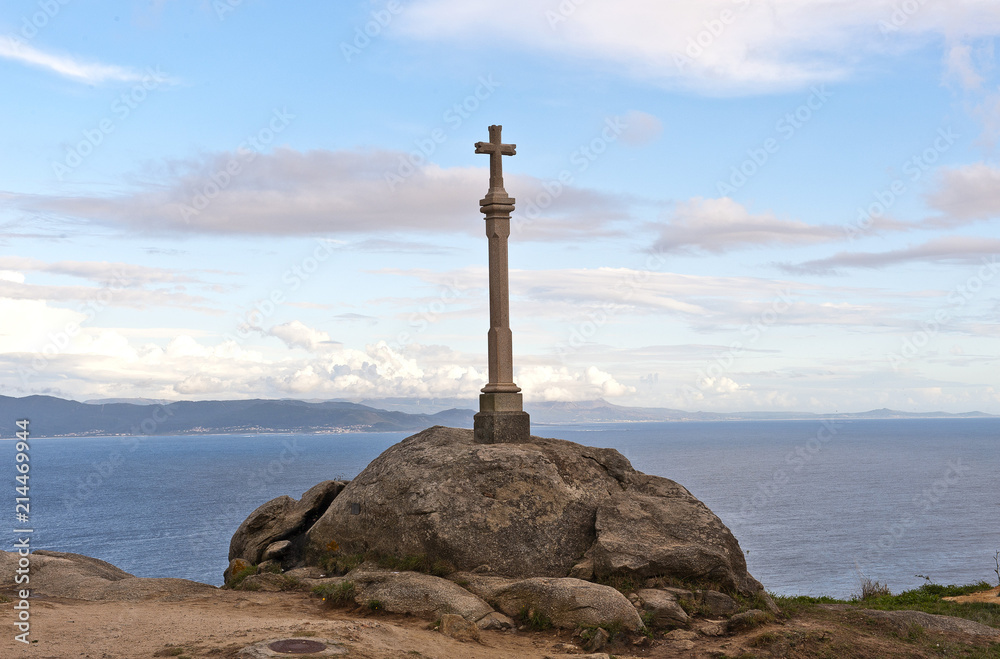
475 125 516 194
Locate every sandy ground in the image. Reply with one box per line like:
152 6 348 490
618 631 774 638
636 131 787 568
3 584 998 658
1 589 618 659
944 584 1000 603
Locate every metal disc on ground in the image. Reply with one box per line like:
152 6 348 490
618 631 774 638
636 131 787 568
237 638 347 658
268 639 328 654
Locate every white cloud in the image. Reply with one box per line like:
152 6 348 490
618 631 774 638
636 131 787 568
944 43 984 90
653 197 845 254
397 0 1000 92
0 37 153 84
11 147 629 240
269 320 339 352
784 237 1000 274
620 110 663 146
927 163 1000 223
517 365 635 401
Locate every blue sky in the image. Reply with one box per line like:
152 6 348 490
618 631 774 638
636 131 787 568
2 0 999 413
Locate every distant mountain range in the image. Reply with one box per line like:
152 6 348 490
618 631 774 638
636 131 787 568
0 395 474 438
0 395 994 438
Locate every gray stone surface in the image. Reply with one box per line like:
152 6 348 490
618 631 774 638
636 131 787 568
725 609 770 633
476 611 516 630
636 588 690 628
701 590 740 616
491 577 644 631
439 613 482 642
0 550 215 601
474 410 530 444
347 569 494 622
304 426 764 597
857 608 1000 638
229 480 345 566
587 473 763 596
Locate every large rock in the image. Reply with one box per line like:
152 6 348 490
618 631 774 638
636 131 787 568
304 426 762 597
491 577 644 631
0 550 215 601
587 473 762 595
230 480 345 566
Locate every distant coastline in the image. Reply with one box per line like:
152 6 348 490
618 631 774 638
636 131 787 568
1 393 995 438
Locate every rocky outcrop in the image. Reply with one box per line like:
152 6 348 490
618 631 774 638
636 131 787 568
302 426 763 597
490 577 643 631
586 473 759 594
856 608 1000 638
634 588 689 628
230 480 345 566
0 550 215 601
347 569 494 622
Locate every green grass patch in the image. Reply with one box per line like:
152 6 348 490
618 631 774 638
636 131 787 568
852 582 1000 629
226 562 258 588
518 606 553 631
313 581 356 607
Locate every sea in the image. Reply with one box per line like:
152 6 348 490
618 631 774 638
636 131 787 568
6 419 998 600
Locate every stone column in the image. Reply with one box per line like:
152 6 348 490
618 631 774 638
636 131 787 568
472 125 530 443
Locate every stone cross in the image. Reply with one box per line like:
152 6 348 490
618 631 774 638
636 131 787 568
472 125 530 444
475 124 516 197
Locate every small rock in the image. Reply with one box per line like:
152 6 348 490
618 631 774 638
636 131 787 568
583 627 609 652
726 609 770 634
568 558 594 580
475 612 515 630
636 588 689 628
550 642 581 652
664 629 698 641
440 613 481 643
697 621 726 637
262 540 292 562
701 590 740 617
224 558 252 585
257 560 281 574
669 639 696 650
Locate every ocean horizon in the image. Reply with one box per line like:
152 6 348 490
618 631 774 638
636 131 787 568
9 418 999 600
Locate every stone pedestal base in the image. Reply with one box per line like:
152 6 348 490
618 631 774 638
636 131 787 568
474 411 531 444
474 391 529 443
